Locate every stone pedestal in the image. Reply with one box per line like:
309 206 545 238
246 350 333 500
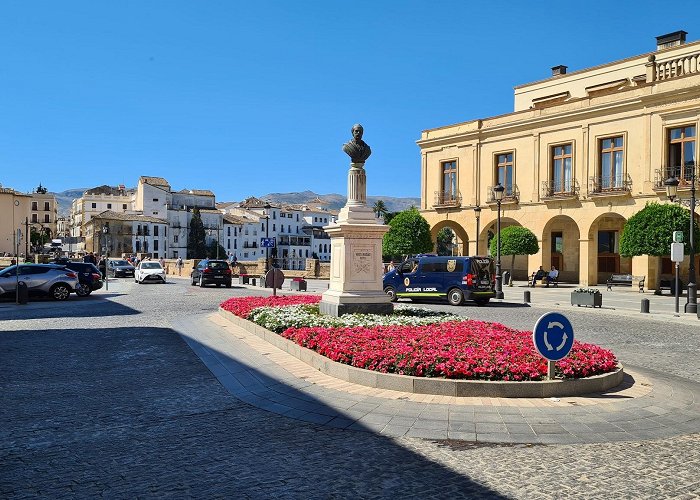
320 163 392 316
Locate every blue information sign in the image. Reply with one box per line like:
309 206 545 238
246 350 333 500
261 238 276 248
532 312 574 361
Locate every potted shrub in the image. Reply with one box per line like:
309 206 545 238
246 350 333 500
571 288 602 308
291 276 307 291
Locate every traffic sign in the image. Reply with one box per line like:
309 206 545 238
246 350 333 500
532 312 574 361
673 231 684 243
261 238 276 248
671 242 684 262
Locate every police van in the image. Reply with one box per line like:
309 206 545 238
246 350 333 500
383 255 496 306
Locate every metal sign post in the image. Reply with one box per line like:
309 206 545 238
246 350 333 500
532 312 575 380
671 241 684 316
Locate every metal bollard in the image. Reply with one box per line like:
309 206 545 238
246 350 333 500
523 290 531 303
641 298 650 314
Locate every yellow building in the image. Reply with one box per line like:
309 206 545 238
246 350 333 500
0 187 31 256
417 31 699 288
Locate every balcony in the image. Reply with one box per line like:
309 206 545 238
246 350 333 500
541 179 580 200
433 191 462 208
648 51 700 82
486 185 519 205
653 163 698 192
588 173 632 197
243 242 258 249
277 236 311 247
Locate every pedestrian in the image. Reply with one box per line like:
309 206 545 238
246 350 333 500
176 256 184 276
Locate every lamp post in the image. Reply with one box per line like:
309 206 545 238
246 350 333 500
493 183 505 299
474 206 482 255
102 225 109 291
665 165 697 314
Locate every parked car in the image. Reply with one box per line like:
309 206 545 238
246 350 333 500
108 259 135 278
0 264 79 301
382 255 496 306
60 261 103 297
135 261 166 284
191 259 233 288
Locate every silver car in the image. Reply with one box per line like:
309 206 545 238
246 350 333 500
0 264 79 301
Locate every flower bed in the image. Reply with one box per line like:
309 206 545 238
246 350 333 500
220 295 618 381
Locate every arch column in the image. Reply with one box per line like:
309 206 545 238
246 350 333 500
579 238 593 286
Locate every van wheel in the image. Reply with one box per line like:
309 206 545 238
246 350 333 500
384 286 398 302
447 288 464 306
474 298 490 306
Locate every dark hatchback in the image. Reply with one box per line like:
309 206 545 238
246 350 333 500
60 261 103 297
191 259 232 288
108 259 135 278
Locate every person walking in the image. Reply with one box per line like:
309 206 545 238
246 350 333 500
176 256 184 276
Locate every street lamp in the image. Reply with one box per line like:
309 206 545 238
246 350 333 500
493 183 505 299
665 165 697 314
263 204 271 273
102 225 109 291
473 206 482 255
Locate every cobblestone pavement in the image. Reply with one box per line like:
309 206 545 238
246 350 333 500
1 278 699 498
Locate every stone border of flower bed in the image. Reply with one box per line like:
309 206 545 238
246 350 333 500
218 308 625 398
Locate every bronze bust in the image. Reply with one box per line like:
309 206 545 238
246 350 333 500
342 124 371 163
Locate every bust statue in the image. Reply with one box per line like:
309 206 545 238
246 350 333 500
342 124 371 163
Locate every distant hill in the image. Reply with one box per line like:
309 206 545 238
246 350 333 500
258 190 420 212
53 188 420 217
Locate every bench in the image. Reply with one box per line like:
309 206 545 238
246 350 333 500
529 272 558 287
606 274 645 292
658 279 683 295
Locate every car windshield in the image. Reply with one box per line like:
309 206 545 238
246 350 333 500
141 262 162 269
112 260 130 266
208 261 229 269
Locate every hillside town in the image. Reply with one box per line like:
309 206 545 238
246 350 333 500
1 175 340 269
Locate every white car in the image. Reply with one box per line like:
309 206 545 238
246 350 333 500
134 261 166 284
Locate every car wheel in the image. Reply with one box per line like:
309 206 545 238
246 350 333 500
50 284 71 301
474 298 490 306
75 283 91 297
216 283 221 287
199 276 205 288
447 288 464 306
384 286 398 302
226 282 232 288
191 276 196 286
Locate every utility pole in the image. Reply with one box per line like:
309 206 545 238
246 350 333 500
24 217 29 261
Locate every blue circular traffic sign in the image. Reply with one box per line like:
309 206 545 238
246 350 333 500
532 312 574 361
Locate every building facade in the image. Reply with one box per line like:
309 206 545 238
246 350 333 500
0 187 31 256
417 32 700 288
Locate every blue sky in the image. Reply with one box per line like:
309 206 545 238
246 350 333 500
1 1 696 201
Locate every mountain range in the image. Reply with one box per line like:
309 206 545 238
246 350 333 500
52 188 420 217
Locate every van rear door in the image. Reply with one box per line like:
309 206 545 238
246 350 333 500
471 257 495 291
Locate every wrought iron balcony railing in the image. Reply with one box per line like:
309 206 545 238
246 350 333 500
653 163 698 191
433 191 462 208
486 184 520 204
588 173 632 195
541 179 580 199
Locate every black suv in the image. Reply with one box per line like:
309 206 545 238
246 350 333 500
60 261 103 297
190 259 232 288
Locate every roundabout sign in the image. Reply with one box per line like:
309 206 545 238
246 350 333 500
533 312 574 381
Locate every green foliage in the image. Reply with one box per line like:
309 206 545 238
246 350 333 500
436 227 455 256
372 200 389 219
620 202 699 257
488 225 539 257
384 211 399 224
187 208 207 259
206 240 227 259
488 226 539 278
382 207 434 259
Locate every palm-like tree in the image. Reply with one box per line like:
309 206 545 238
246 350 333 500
373 200 389 219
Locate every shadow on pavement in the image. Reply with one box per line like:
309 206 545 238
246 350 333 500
0 325 506 498
0 296 138 320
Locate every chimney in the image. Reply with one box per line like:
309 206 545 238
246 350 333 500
551 65 567 77
656 30 687 50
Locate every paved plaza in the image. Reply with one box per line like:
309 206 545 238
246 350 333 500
1 277 699 498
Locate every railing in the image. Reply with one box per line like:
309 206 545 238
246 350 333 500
486 184 519 204
541 179 580 199
649 52 700 82
433 191 462 208
653 163 698 191
588 173 632 195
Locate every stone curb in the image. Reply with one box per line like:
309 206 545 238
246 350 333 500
217 308 624 398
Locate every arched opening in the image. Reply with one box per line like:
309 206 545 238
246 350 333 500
431 220 469 256
542 215 581 283
484 217 529 280
588 213 629 284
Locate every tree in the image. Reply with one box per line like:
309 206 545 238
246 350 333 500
436 227 456 255
488 225 539 280
383 211 399 224
382 207 433 259
620 202 699 257
206 239 227 259
187 208 207 259
372 200 389 219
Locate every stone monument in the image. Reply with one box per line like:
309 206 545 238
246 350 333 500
319 124 393 316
